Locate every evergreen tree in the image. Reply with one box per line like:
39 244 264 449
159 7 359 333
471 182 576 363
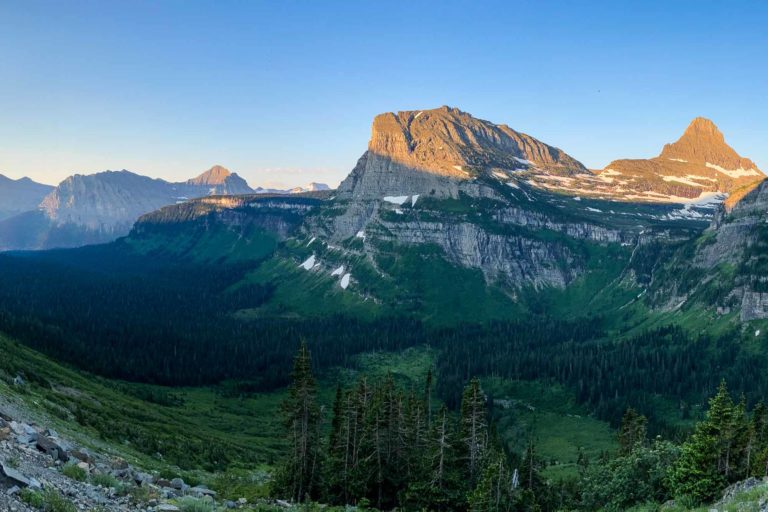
617 407 647 455
670 380 737 504
461 377 489 483
405 405 467 511
273 342 322 502
469 450 514 512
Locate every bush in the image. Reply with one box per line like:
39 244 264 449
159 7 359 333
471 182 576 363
19 488 44 508
177 497 215 512
91 472 120 489
61 462 88 482
41 489 77 512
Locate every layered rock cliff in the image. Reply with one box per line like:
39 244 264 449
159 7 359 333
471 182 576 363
308 107 694 289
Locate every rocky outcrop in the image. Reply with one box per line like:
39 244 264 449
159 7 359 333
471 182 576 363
309 107 648 289
336 106 587 202
133 194 323 242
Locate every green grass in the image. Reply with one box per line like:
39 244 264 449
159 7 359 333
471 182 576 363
0 333 286 472
483 378 617 480
124 223 278 264
61 462 88 482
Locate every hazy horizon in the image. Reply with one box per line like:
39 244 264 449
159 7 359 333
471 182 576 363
2 1 767 187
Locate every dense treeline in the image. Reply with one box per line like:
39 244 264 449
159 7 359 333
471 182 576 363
0 250 424 387
273 344 550 511
275 346 768 511
2 247 768 441
434 323 768 435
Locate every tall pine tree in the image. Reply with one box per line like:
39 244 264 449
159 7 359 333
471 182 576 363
273 342 322 502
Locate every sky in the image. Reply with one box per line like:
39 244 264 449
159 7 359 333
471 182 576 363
1 1 767 188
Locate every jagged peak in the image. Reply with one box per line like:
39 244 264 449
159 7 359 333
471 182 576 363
659 117 758 170
189 165 234 185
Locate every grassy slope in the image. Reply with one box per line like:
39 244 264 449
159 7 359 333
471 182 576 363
485 379 617 480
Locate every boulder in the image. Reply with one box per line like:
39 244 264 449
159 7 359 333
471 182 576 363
37 435 69 462
190 485 216 497
0 427 10 441
170 477 185 490
134 472 155 486
1 461 33 488
69 449 94 464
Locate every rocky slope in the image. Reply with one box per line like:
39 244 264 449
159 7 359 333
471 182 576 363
0 175 52 221
647 179 768 321
305 107 706 291
550 117 765 208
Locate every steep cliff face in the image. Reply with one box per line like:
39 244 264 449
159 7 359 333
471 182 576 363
309 107 696 290
647 180 768 320
336 106 587 202
40 171 182 231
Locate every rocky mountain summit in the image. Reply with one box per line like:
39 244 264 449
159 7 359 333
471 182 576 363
304 107 710 290
184 165 254 195
578 117 765 207
336 106 587 202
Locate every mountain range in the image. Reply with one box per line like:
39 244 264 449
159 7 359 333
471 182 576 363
0 165 330 250
87 106 762 324
2 106 768 512
1 106 766 324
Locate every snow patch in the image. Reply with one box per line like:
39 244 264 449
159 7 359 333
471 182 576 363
383 195 409 205
706 162 761 178
506 181 519 189
668 158 688 163
573 197 581 201
395 208 404 215
452 165 463 171
661 175 706 187
757 330 761 337
492 171 508 180
331 265 345 277
356 230 366 240
414 111 423 119
514 157 532 165
307 237 317 246
585 207 602 213
340 273 351 289
299 255 316 270
411 194 420 206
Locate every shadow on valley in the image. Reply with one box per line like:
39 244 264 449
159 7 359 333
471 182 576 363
1 243 767 443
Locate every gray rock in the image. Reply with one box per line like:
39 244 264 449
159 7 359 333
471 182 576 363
0 461 33 487
37 435 68 462
170 477 185 490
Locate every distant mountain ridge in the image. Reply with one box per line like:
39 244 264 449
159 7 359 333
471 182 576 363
0 174 53 220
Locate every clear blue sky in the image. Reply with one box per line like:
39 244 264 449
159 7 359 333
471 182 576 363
1 1 766 187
